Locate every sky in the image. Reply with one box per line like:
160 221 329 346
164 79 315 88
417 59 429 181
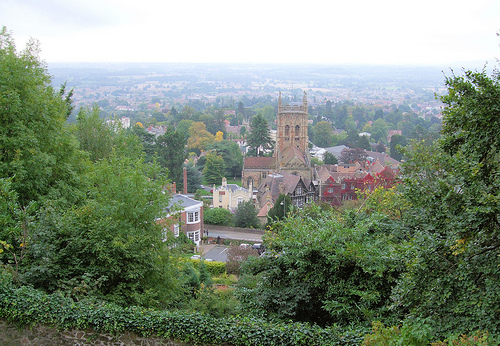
1 0 499 67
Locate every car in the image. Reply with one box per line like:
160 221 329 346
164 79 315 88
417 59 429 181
252 243 266 255
190 255 201 260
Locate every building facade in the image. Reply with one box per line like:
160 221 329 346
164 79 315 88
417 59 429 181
213 177 253 211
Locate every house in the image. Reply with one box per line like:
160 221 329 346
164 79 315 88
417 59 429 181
255 172 316 210
161 194 204 246
212 177 253 211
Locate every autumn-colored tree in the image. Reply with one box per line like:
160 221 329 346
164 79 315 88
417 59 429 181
187 122 215 152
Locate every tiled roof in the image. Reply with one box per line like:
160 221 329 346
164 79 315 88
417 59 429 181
244 156 276 169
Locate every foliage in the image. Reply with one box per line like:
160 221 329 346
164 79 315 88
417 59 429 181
340 147 367 164
24 154 180 308
241 205 403 326
392 68 500 339
362 320 433 346
0 27 84 205
234 200 260 228
75 105 115 162
187 122 215 152
226 245 259 275
323 151 338 164
203 207 233 226
156 127 187 186
389 134 407 161
202 151 225 185
189 259 226 276
246 114 273 156
183 162 202 193
312 121 333 147
206 140 244 178
266 194 292 226
0 283 367 346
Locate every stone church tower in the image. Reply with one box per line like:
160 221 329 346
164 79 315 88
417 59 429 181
275 91 312 180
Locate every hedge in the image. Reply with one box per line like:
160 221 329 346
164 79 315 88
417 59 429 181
0 284 366 345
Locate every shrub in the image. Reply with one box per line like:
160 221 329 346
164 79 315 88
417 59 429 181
203 207 233 226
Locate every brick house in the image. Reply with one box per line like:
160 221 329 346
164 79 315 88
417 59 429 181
161 194 204 246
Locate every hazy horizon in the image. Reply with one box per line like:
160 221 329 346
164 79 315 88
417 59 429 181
2 0 499 67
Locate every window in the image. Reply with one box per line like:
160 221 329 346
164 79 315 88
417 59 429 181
174 224 179 237
296 186 303 195
188 230 200 243
295 125 300 138
237 197 243 205
327 187 334 193
187 211 199 223
341 183 346 190
285 125 290 136
219 194 223 203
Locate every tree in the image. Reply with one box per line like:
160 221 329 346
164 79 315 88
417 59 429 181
234 200 260 228
340 147 367 164
75 105 114 162
203 207 233 226
206 140 243 178
389 134 406 161
26 154 180 307
202 151 225 185
187 122 215 153
239 205 401 325
156 128 187 185
247 114 273 156
358 134 372 151
312 121 333 147
266 194 292 225
323 151 338 165
183 161 202 193
393 68 500 338
0 28 87 207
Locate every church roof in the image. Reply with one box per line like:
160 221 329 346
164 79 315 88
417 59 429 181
244 156 276 169
280 145 308 167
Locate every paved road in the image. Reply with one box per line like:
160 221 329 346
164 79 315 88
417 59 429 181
204 229 263 243
200 245 229 262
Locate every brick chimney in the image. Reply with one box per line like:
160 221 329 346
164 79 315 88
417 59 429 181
183 166 188 194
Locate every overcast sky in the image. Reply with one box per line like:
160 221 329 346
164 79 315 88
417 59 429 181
1 0 499 67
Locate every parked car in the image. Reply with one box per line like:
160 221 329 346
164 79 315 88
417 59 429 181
252 243 265 255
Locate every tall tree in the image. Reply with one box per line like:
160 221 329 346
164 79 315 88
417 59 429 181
206 140 243 178
247 114 273 157
187 122 215 153
156 128 187 185
202 151 225 185
0 27 84 205
234 200 260 229
75 105 114 162
394 68 500 337
312 121 333 147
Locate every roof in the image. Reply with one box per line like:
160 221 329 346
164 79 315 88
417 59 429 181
244 156 276 169
165 194 203 213
280 145 308 167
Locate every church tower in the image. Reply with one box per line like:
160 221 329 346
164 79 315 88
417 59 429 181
275 91 312 179
276 91 309 154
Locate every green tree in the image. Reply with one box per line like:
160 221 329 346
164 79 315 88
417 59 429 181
206 140 243 178
389 134 406 161
323 151 338 165
0 27 84 205
234 200 260 228
393 68 500 338
26 154 180 307
183 161 202 193
75 105 114 162
202 151 225 185
156 128 187 185
203 207 233 226
239 205 401 325
266 194 292 225
312 121 333 147
247 114 273 156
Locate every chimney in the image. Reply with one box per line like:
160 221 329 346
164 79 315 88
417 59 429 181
183 166 188 194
